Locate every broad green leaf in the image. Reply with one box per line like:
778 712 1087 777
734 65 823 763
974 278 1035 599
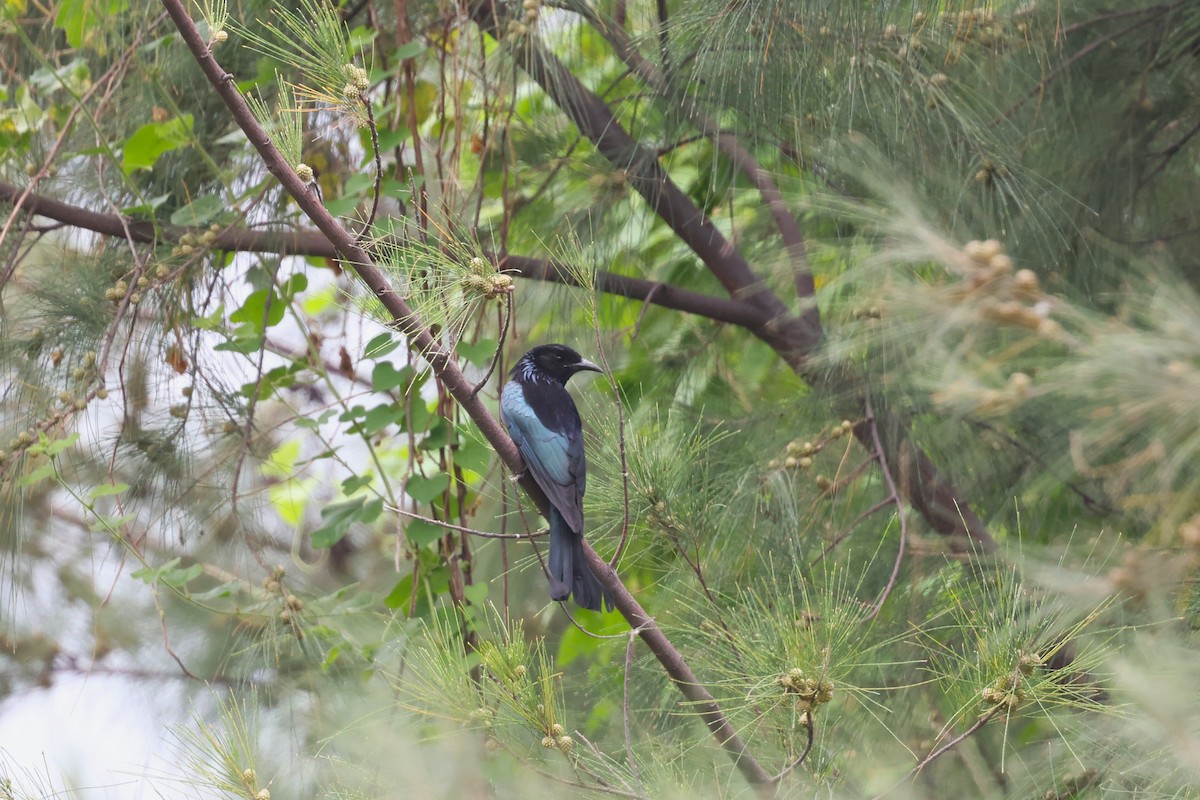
311 496 381 548
120 194 170 217
360 403 404 435
463 582 488 607
170 195 226 226
393 40 424 60
341 474 373 494
18 463 56 487
405 472 449 503
43 431 79 456
122 115 193 172
230 288 286 329
269 477 314 527
456 338 497 369
372 361 409 392
404 519 442 548
418 417 448 451
302 285 340 316
132 557 179 585
54 0 127 49
452 434 492 475
160 563 204 588
364 333 400 359
88 482 129 500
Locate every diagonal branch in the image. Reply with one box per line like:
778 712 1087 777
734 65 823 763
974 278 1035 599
467 3 997 553
157 0 773 789
469 1 821 364
565 0 817 303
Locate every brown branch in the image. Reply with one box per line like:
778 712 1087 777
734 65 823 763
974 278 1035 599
158 0 773 789
581 545 773 788
467 5 995 553
569 0 816 302
498 253 767 329
0 181 771 331
468 1 820 364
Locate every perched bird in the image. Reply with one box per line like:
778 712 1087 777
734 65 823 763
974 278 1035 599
500 344 613 611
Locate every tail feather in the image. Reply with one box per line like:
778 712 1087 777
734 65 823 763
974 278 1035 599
548 508 613 612
547 508 573 602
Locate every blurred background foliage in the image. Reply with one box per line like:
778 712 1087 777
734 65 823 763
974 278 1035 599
1 0 1199 797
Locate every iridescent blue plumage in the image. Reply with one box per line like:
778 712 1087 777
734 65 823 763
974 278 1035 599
500 344 612 611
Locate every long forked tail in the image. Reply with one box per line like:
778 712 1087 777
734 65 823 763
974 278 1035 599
548 507 613 612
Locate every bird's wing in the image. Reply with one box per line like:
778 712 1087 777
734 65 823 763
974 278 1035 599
501 382 586 533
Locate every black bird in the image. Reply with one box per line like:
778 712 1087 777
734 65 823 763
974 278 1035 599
500 344 613 611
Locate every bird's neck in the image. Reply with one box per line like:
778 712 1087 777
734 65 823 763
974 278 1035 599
515 360 561 386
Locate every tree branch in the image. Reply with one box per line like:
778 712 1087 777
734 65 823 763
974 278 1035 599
469 1 821 364
566 0 817 303
466 4 997 553
157 1 773 789
498 253 768 329
0 181 770 331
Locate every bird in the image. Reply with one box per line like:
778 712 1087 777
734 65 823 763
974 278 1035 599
499 344 613 612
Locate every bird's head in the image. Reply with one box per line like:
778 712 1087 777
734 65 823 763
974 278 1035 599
515 343 603 385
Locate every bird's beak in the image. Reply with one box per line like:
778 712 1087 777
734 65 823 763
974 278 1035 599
576 358 603 374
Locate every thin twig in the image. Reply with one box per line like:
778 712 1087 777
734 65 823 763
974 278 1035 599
871 706 1004 800
811 496 894 566
390 504 547 539
862 395 907 622
589 328 631 571
767 713 815 783
623 631 644 791
360 93 384 235
471 292 511 396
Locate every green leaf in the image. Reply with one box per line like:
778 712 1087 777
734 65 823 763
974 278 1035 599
54 0 127 49
169 195 226 226
360 403 404 435
18 462 56 487
383 574 413 610
404 519 442 549
160 563 204 588
341 474 373 494
364 333 400 359
372 361 410 392
453 435 493 475
122 115 193 172
463 582 488 607
44 431 79 457
406 472 449 503
88 482 129 500
230 288 286 329
456 338 497 369
393 40 424 60
280 273 308 297
419 417 449 451
192 581 239 601
132 558 178 585
311 496 381 548
376 126 410 151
